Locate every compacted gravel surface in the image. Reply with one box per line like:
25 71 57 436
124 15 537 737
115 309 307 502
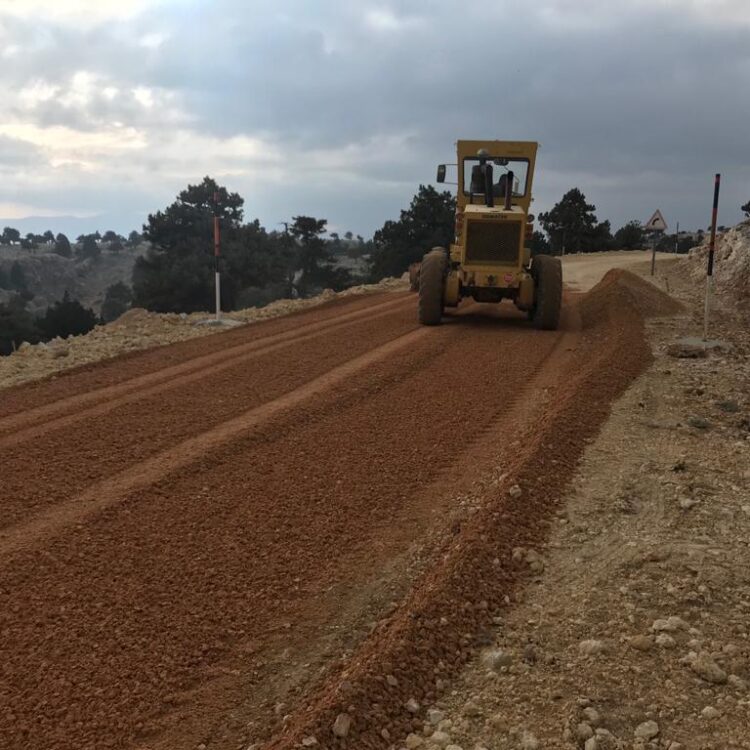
0 274 664 750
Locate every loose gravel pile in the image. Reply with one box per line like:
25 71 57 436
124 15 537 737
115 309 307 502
268 272 666 750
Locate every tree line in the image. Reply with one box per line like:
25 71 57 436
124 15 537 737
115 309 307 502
129 178 362 313
3 176 745 356
1 228 144 257
0 292 100 356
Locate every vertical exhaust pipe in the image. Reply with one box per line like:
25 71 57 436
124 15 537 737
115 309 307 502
484 163 494 208
504 170 514 210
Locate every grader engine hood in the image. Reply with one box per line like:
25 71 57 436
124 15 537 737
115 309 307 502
461 206 525 267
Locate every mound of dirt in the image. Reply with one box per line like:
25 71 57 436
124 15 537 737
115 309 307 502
111 307 155 328
579 268 683 324
266 272 671 750
687 220 750 299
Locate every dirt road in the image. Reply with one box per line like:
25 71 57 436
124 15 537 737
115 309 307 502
562 250 679 291
0 273 667 750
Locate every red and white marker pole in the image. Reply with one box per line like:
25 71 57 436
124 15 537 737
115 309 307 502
704 174 721 341
213 191 221 321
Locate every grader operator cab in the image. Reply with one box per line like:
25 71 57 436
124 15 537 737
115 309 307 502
419 140 562 329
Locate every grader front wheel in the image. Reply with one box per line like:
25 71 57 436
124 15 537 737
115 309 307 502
418 249 446 325
531 254 562 330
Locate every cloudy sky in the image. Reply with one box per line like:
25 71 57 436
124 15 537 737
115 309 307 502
1 0 748 237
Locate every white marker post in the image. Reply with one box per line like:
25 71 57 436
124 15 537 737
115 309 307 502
213 191 221 322
704 174 721 341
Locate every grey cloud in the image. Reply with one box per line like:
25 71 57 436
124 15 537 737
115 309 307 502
0 136 44 168
0 1 748 234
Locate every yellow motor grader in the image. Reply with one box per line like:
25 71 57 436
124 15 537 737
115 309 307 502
419 140 561 329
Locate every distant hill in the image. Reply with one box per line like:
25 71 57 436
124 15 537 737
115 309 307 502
0 245 147 314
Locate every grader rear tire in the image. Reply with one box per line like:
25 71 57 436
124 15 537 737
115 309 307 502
531 254 562 330
418 249 446 325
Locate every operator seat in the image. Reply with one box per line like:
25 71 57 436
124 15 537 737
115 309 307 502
493 173 509 198
470 164 486 195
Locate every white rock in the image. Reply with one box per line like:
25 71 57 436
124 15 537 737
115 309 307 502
634 720 659 740
701 706 720 719
667 616 690 630
520 731 540 749
508 484 523 498
446 745 464 750
656 634 677 649
405 698 420 713
582 707 601 726
579 639 605 656
652 616 689 632
430 730 451 748
584 738 598 750
689 652 728 684
525 549 545 573
301 737 318 747
405 733 424 748
332 713 351 738
462 701 481 717
629 635 653 652
427 708 445 725
481 648 513 670
386 674 398 687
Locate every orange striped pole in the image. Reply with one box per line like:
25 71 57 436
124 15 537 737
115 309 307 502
213 191 221 321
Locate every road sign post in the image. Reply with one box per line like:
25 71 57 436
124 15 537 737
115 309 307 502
651 242 656 276
644 209 667 276
704 174 721 340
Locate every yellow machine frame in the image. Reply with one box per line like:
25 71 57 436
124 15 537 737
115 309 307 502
444 140 538 308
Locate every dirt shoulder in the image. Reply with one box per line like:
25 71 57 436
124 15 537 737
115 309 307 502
0 277 407 391
406 259 750 750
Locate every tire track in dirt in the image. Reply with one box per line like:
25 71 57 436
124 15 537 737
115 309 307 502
0 294 411 443
0 292 410 419
0 296 412 449
266 274 664 750
0 302 419 530
0 326 430 558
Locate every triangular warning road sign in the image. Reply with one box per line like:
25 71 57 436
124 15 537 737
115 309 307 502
645 209 667 232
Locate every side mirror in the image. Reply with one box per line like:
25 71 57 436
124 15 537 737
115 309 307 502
436 164 446 183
